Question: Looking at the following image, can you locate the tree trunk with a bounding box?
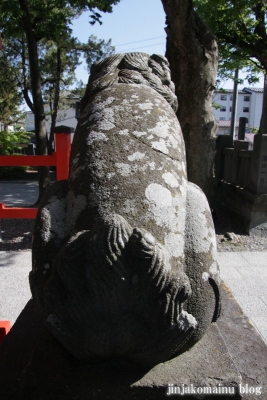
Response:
[161,0,218,201]
[19,0,50,203]
[259,74,267,135]
[48,47,62,154]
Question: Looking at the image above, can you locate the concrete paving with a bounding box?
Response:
[0,251,31,325]
[0,250,266,346]
[217,251,267,346]
[0,181,38,205]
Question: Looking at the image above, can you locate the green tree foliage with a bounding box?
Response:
[0,127,31,179]
[194,0,267,133]
[0,128,31,155]
[0,0,120,200]
[39,33,115,152]
[83,35,115,71]
[194,0,267,81]
[0,49,23,128]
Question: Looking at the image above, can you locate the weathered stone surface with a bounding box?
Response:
[3,286,267,400]
[16,323,240,400]
[30,53,220,366]
[249,134,267,194]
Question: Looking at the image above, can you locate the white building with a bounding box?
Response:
[25,88,264,141]
[213,87,263,135]
[25,95,80,137]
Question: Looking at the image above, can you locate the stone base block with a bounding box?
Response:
[214,182,267,236]
[0,301,241,400]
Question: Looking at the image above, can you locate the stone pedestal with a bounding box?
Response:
[0,300,241,400]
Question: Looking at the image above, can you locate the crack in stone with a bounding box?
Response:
[128,131,181,163]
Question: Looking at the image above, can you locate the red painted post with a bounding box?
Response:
[0,203,37,219]
[0,321,11,344]
[54,126,73,181]
[0,126,73,223]
[0,154,55,167]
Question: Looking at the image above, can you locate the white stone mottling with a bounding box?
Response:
[209,262,219,276]
[133,131,147,137]
[128,152,145,162]
[122,199,137,216]
[66,192,87,234]
[144,183,186,257]
[186,184,218,261]
[148,118,170,138]
[87,131,108,146]
[145,183,172,207]
[164,232,184,258]
[88,97,115,131]
[107,172,116,179]
[119,129,129,136]
[202,272,210,282]
[115,163,132,176]
[138,102,153,111]
[162,172,179,188]
[144,232,156,245]
[177,161,186,173]
[152,139,169,154]
[149,162,156,170]
[40,197,66,243]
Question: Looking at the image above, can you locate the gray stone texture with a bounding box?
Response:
[0,301,241,400]
[249,134,267,194]
[213,184,267,236]
[214,134,267,236]
[1,253,267,399]
[18,324,241,400]
[30,53,220,366]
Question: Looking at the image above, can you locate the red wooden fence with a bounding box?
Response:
[0,128,72,219]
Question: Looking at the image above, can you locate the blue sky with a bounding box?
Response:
[71,0,166,84]
[70,0,263,90]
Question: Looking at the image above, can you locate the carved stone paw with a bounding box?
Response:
[128,228,156,259]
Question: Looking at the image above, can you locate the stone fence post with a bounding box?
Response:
[249,134,267,194]
[214,135,233,183]
[238,117,247,140]
[232,140,249,185]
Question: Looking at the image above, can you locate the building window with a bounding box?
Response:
[230,107,232,112]
[220,95,227,101]
[220,117,226,120]
[220,106,226,112]
[230,95,233,101]
[243,107,249,112]
[244,96,250,102]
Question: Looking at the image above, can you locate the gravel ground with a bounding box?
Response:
[0,208,266,252]
[0,219,34,251]
[213,208,267,252]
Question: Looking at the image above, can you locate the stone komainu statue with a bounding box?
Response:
[30,53,220,367]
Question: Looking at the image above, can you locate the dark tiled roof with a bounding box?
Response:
[242,87,263,93]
